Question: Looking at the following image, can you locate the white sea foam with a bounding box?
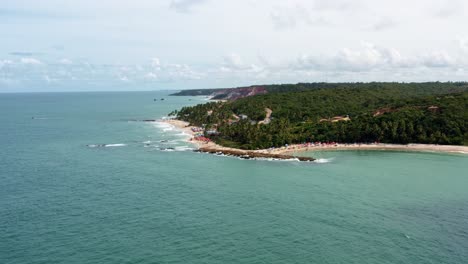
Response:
[160,148,175,152]
[153,121,176,133]
[252,157,301,162]
[87,143,127,148]
[175,146,194,151]
[314,158,334,164]
[160,140,179,145]
[105,144,126,147]
[175,132,189,137]
[153,121,173,129]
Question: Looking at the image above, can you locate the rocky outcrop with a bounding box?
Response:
[196,147,315,161]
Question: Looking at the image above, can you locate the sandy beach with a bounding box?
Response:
[277,143,468,155]
[163,119,468,155]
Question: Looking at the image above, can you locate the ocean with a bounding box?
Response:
[1,91,467,264]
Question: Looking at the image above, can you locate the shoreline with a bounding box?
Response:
[162,119,468,156]
[279,143,468,155]
[162,119,315,161]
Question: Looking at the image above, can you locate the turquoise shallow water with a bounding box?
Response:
[1,91,467,264]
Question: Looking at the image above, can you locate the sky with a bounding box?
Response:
[1,0,468,92]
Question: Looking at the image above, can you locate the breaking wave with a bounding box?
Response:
[314,158,334,164]
[174,146,194,151]
[153,121,175,131]
[105,144,126,147]
[87,143,127,148]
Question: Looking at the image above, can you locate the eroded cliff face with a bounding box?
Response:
[211,86,268,100]
[171,86,268,100]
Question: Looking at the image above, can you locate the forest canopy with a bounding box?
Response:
[171,82,468,149]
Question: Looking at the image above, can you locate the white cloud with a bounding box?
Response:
[143,58,202,81]
[270,4,330,30]
[119,75,130,82]
[219,53,266,76]
[312,0,361,11]
[151,57,161,70]
[292,42,463,73]
[0,77,19,88]
[20,57,42,65]
[145,72,158,80]
[170,0,207,13]
[59,58,73,65]
[433,0,464,18]
[1,39,467,91]
[295,43,411,71]
[334,46,382,69]
[370,18,397,31]
[458,37,468,53]
[0,59,13,68]
[43,75,58,83]
[270,10,297,30]
[222,53,245,70]
[165,63,202,80]
[421,51,455,68]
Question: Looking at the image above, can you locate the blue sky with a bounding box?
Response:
[1,0,468,92]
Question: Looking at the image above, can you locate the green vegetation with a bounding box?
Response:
[172,82,468,149]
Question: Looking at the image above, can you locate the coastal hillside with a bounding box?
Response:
[170,86,268,100]
[170,88,225,96]
[171,82,468,149]
[170,82,468,101]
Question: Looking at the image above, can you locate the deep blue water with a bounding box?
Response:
[1,91,467,264]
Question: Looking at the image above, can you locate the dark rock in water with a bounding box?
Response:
[122,119,157,122]
[196,147,315,161]
[160,147,175,151]
[160,98,165,101]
